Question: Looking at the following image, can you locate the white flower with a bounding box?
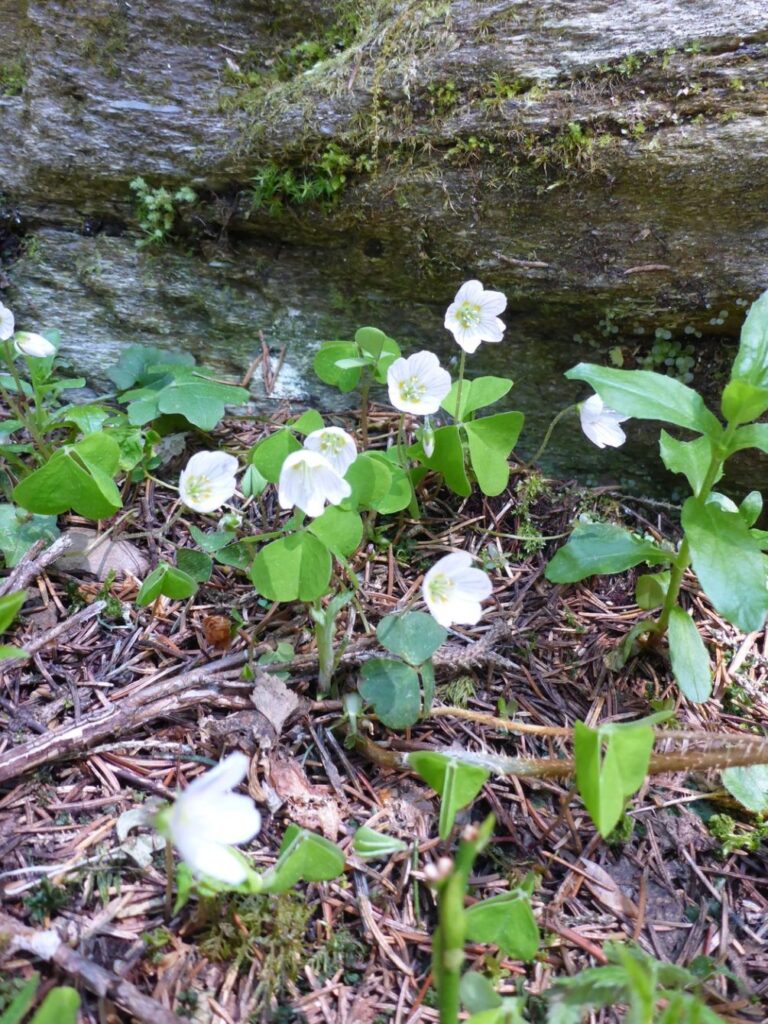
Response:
[0,303,14,342]
[422,551,493,628]
[444,279,507,354]
[419,416,436,458]
[579,394,629,449]
[278,449,351,518]
[179,450,238,513]
[167,753,261,885]
[13,331,56,359]
[303,426,357,476]
[387,351,452,415]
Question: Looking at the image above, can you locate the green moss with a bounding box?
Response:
[78,10,131,78]
[0,60,26,96]
[198,892,312,1010]
[249,143,370,212]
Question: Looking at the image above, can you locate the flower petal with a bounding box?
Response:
[0,304,14,342]
[185,752,250,798]
[194,794,262,844]
[175,836,248,884]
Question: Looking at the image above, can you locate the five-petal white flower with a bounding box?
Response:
[579,393,629,449]
[0,303,14,342]
[422,551,493,628]
[303,426,358,476]
[444,279,507,354]
[387,351,452,415]
[278,449,351,518]
[167,753,261,885]
[13,331,56,359]
[179,450,239,513]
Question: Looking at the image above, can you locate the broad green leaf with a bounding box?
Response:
[659,431,718,495]
[260,825,345,892]
[344,452,392,509]
[467,1009,526,1024]
[308,506,362,558]
[574,721,654,836]
[176,548,213,583]
[465,891,540,960]
[728,422,768,454]
[722,764,768,813]
[136,563,198,605]
[0,972,39,1024]
[461,972,502,1013]
[121,369,249,430]
[249,429,302,483]
[407,752,489,839]
[635,571,670,610]
[250,533,331,602]
[290,408,325,435]
[29,987,80,1024]
[682,497,768,632]
[0,590,26,634]
[721,380,768,424]
[566,363,722,437]
[668,606,712,703]
[0,504,58,568]
[13,433,122,519]
[657,992,726,1024]
[188,524,236,553]
[366,453,412,513]
[0,644,25,660]
[241,464,268,497]
[107,344,194,389]
[739,490,763,527]
[422,424,471,497]
[352,826,408,859]
[376,611,447,665]
[56,403,110,434]
[442,376,512,419]
[546,521,670,583]
[731,288,768,389]
[359,658,421,729]
[355,326,388,359]
[465,412,524,496]
[313,341,361,391]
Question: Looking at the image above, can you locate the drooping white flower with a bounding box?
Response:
[179,450,239,513]
[579,393,629,449]
[419,416,436,458]
[387,351,452,415]
[278,449,351,518]
[303,426,357,476]
[13,331,56,359]
[444,279,507,354]
[167,753,261,885]
[422,551,493,628]
[0,303,14,342]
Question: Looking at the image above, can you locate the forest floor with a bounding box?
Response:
[1,405,767,1024]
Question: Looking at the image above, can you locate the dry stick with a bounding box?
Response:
[0,672,248,785]
[0,910,179,1024]
[0,533,72,597]
[0,600,107,673]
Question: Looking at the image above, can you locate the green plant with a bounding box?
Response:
[250,144,359,213]
[22,879,71,924]
[129,177,197,248]
[546,288,768,704]
[0,60,25,96]
[0,976,79,1024]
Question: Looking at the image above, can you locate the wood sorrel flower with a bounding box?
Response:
[387,351,452,415]
[278,449,351,518]
[422,551,492,627]
[303,426,357,476]
[444,279,507,354]
[179,450,238,512]
[166,753,261,884]
[0,303,14,342]
[579,393,629,449]
[13,331,56,358]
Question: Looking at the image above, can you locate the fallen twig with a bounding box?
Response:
[0,600,106,673]
[0,910,179,1024]
[0,534,72,597]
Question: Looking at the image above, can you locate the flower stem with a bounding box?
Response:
[0,343,52,460]
[528,403,579,467]
[359,370,371,449]
[452,351,467,422]
[164,842,175,921]
[313,598,335,693]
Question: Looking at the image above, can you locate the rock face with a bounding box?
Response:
[2,0,768,488]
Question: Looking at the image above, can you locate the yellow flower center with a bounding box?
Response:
[319,432,345,455]
[427,572,455,605]
[399,375,427,403]
[185,474,214,503]
[455,301,482,330]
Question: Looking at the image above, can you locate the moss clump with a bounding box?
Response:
[79,10,131,78]
[250,143,371,213]
[198,892,313,1011]
[0,60,26,96]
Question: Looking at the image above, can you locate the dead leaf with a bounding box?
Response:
[250,674,299,741]
[54,528,149,580]
[579,858,638,919]
[202,614,232,651]
[266,755,342,840]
